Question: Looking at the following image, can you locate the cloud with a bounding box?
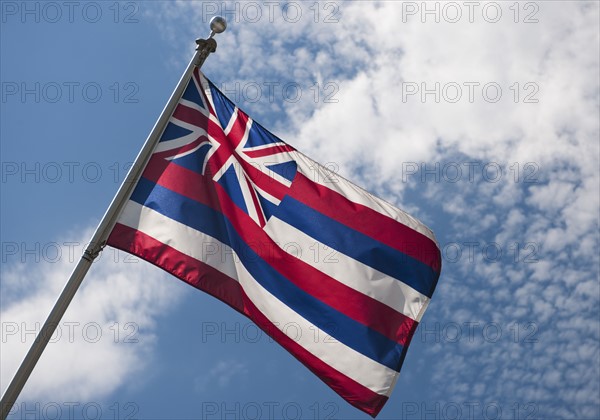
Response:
[194,359,248,393]
[0,227,184,403]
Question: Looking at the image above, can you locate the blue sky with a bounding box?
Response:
[1,1,599,419]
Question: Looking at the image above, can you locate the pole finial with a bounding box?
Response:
[209,16,227,38]
[195,16,227,65]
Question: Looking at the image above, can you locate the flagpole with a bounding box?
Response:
[0,17,227,419]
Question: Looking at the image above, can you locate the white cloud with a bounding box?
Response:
[193,359,248,393]
[0,228,183,402]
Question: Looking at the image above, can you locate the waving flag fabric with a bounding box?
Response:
[107,68,442,417]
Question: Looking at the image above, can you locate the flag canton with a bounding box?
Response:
[152,69,297,227]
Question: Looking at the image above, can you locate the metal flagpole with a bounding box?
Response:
[0,16,227,420]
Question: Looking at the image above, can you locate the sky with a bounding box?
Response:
[1,1,599,419]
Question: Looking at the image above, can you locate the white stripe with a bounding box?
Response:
[117,201,239,282]
[244,141,288,152]
[264,216,430,321]
[293,151,439,246]
[165,139,210,161]
[118,200,397,395]
[232,245,398,397]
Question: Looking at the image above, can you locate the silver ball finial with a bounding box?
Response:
[195,15,226,56]
[209,16,227,36]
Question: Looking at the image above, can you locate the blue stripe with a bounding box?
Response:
[131,178,232,247]
[130,178,406,371]
[275,196,437,298]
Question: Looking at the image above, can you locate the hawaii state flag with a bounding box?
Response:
[107,68,441,417]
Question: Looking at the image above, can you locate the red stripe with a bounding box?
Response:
[241,291,388,418]
[291,172,442,273]
[139,159,417,346]
[172,102,209,127]
[107,223,244,313]
[142,156,222,211]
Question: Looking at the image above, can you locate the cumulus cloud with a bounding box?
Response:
[0,228,183,402]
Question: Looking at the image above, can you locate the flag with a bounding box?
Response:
[107,68,441,417]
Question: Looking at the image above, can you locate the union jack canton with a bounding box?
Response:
[152,70,297,227]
